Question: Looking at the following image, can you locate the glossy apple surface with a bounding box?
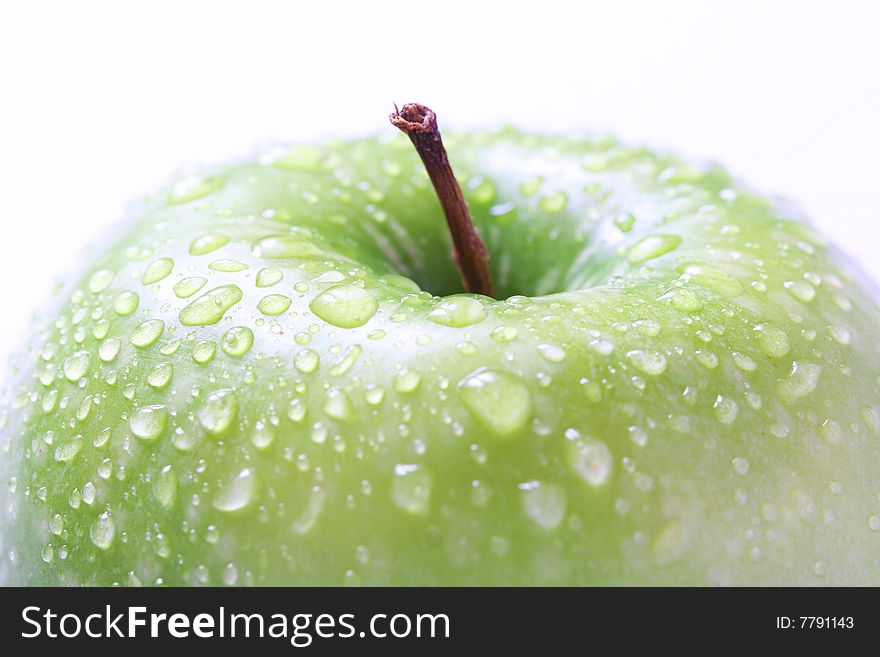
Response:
[1,130,879,585]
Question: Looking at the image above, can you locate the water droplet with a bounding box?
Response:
[192,340,216,363]
[89,511,116,549]
[777,361,821,405]
[491,326,518,342]
[869,515,880,532]
[153,464,177,508]
[257,294,292,315]
[130,404,168,440]
[292,486,326,535]
[130,319,165,347]
[458,368,531,436]
[821,419,843,446]
[145,362,173,389]
[732,351,757,371]
[310,284,378,328]
[208,259,248,272]
[328,344,362,376]
[519,481,566,530]
[142,258,174,284]
[88,269,115,293]
[589,338,614,355]
[294,349,320,373]
[288,398,306,423]
[113,290,139,316]
[168,174,223,204]
[755,324,791,358]
[213,468,256,512]
[566,437,612,486]
[784,280,816,303]
[252,235,321,259]
[62,351,90,381]
[539,191,568,213]
[713,395,738,425]
[365,385,385,406]
[54,438,83,463]
[427,296,487,327]
[323,388,354,423]
[251,420,275,449]
[220,326,254,357]
[173,277,208,299]
[659,287,702,312]
[189,233,230,255]
[679,263,743,296]
[394,368,422,393]
[628,350,667,376]
[537,344,566,363]
[828,325,851,345]
[256,268,283,287]
[695,350,718,369]
[732,457,750,475]
[179,285,243,326]
[628,234,681,263]
[391,464,432,515]
[198,389,238,434]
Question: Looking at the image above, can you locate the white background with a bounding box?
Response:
[1,0,878,369]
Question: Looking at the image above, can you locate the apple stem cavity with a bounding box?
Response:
[390,103,495,297]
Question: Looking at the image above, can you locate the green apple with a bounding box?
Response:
[1,104,879,586]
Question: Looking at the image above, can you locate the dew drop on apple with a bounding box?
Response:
[695,350,718,369]
[713,395,738,425]
[427,297,487,327]
[394,368,422,394]
[54,438,83,463]
[659,287,702,312]
[292,486,326,535]
[309,284,378,328]
[256,268,283,288]
[294,349,320,373]
[62,351,90,382]
[777,361,821,405]
[627,234,681,264]
[130,319,165,348]
[220,326,254,357]
[251,420,275,449]
[566,436,612,486]
[784,280,815,303]
[365,385,385,406]
[537,344,566,363]
[213,468,256,512]
[168,173,223,204]
[627,350,667,376]
[89,511,116,550]
[98,337,121,363]
[458,368,532,436]
[173,276,208,299]
[130,404,168,440]
[519,481,566,530]
[142,258,174,284]
[88,269,115,293]
[189,233,230,255]
[322,387,354,423]
[755,324,791,358]
[821,419,843,446]
[148,362,174,389]
[391,464,432,515]
[828,325,851,345]
[198,389,238,435]
[153,464,177,508]
[179,285,243,326]
[257,294,292,316]
[192,340,216,364]
[288,398,306,423]
[491,326,518,342]
[328,344,362,376]
[732,351,757,371]
[539,191,568,213]
[251,235,322,259]
[869,515,880,532]
[732,457,750,475]
[589,337,614,356]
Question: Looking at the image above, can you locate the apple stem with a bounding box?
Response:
[390,103,495,297]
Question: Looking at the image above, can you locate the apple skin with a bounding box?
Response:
[1,129,879,586]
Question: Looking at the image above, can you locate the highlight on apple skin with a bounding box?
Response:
[1,114,879,585]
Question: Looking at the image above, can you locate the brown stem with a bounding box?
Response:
[389,103,494,297]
